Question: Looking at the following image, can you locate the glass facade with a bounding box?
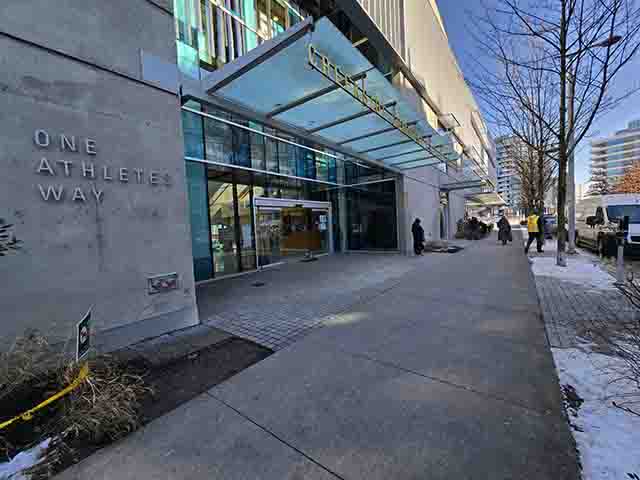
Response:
[346,180,398,251]
[174,0,307,79]
[185,162,343,280]
[182,103,400,280]
[182,105,348,184]
[590,125,640,182]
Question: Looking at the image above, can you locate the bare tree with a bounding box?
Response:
[475,0,640,266]
[499,137,557,214]
[472,35,560,218]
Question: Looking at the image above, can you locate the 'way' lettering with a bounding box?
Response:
[38,184,64,201]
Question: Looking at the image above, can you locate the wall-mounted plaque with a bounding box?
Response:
[148,272,179,294]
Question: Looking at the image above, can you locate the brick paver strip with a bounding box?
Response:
[196,253,446,350]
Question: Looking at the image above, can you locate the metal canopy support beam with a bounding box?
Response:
[389,156,437,166]
[309,101,397,133]
[266,70,369,118]
[441,180,485,192]
[398,162,443,171]
[338,126,397,145]
[377,148,426,162]
[356,134,431,154]
[337,121,419,145]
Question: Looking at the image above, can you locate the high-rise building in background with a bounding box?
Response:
[576,182,592,201]
[589,119,640,192]
[495,136,523,212]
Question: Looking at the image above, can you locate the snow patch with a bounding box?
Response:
[553,348,640,479]
[531,256,617,290]
[0,438,51,480]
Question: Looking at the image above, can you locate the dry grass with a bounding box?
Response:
[1,331,153,477]
[0,331,59,406]
[55,356,152,444]
[583,279,640,413]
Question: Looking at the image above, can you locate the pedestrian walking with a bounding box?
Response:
[497,213,512,246]
[412,218,425,256]
[524,210,544,254]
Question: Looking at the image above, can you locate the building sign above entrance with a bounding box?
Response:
[307,45,432,153]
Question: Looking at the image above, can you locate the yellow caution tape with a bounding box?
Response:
[0,363,89,431]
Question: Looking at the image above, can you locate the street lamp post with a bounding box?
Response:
[567,72,577,254]
[565,35,621,255]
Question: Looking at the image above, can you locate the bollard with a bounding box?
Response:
[616,242,625,284]
[615,216,630,285]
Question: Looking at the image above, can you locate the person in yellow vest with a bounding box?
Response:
[525,210,544,254]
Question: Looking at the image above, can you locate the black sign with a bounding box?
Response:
[76,307,91,361]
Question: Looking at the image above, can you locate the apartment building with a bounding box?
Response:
[495,136,523,212]
[590,119,640,189]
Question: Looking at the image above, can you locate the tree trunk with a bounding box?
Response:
[537,149,545,214]
[557,0,568,267]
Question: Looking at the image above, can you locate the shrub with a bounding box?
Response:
[54,356,151,444]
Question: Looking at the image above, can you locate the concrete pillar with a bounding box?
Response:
[338,189,348,253]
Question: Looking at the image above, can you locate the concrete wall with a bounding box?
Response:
[401,0,489,160]
[398,168,441,254]
[356,0,405,59]
[0,0,198,351]
[392,0,500,249]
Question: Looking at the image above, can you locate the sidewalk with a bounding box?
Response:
[526,234,635,348]
[526,234,640,478]
[58,234,579,480]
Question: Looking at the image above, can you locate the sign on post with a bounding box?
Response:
[76,307,92,361]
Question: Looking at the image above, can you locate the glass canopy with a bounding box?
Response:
[204,17,460,172]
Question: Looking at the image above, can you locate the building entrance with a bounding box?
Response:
[254,197,332,267]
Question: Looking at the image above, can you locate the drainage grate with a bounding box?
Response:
[252,281,266,287]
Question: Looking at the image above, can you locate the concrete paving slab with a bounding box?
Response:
[56,235,579,480]
[210,339,578,480]
[358,320,563,414]
[56,394,339,480]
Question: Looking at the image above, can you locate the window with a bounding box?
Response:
[209,180,240,276]
[271,0,287,35]
[231,124,251,167]
[204,114,233,163]
[276,134,296,176]
[249,123,266,170]
[176,0,308,72]
[186,162,214,281]
[607,205,640,224]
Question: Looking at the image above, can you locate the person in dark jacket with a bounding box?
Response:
[412,218,425,255]
[497,213,511,246]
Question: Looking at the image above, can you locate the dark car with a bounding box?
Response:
[542,215,557,239]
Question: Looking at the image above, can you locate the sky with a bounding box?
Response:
[436,0,640,185]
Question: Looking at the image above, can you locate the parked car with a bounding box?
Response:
[575,194,640,257]
[542,215,557,239]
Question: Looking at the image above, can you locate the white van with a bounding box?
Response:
[575,194,640,256]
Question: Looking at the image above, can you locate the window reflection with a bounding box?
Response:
[271,0,286,35]
[209,180,240,276]
[175,0,308,76]
[237,185,257,270]
[347,181,397,251]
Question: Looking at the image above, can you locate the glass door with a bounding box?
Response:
[255,198,331,268]
[311,209,329,254]
[209,180,240,277]
[256,208,282,267]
